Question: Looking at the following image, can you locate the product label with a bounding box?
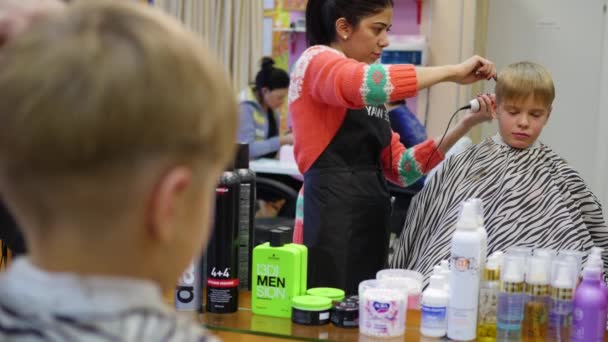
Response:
[421,304,447,330]
[175,260,201,310]
[477,287,498,324]
[360,298,405,337]
[206,264,238,312]
[451,255,479,274]
[448,306,477,333]
[238,183,251,290]
[571,307,607,341]
[373,301,391,314]
[255,264,286,299]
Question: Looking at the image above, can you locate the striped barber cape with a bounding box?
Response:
[389,135,607,286]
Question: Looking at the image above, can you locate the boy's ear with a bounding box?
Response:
[147,166,193,242]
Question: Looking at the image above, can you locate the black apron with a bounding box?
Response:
[303,105,392,295]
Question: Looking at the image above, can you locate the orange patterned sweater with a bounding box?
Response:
[288,45,443,185]
[289,46,445,244]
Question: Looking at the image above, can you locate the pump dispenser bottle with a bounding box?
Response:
[548,259,577,341]
[496,254,525,341]
[521,256,551,341]
[477,253,501,341]
[571,264,607,341]
[588,247,608,298]
[447,201,483,341]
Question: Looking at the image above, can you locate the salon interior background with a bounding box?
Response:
[149,0,608,219]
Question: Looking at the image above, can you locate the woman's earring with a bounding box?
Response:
[343,35,348,40]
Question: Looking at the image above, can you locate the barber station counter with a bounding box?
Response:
[186,291,608,341]
[189,291,429,342]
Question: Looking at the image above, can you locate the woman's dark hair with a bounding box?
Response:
[254,57,290,91]
[306,0,393,46]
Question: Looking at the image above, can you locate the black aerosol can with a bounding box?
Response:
[205,164,240,313]
[235,144,256,290]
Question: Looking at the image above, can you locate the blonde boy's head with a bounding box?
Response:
[494,62,554,149]
[0,0,237,287]
[495,61,555,109]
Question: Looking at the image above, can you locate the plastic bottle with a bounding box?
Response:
[433,265,446,283]
[252,230,306,318]
[175,258,202,311]
[521,256,551,341]
[421,274,449,338]
[447,201,483,341]
[547,259,577,341]
[496,254,525,341]
[477,253,501,341]
[571,264,607,341]
[235,143,256,290]
[558,249,585,280]
[533,248,556,260]
[206,166,240,313]
[588,247,608,298]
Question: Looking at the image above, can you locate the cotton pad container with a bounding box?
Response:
[358,279,406,337]
[376,269,423,309]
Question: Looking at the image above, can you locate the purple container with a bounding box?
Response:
[571,266,607,341]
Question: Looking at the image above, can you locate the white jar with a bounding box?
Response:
[359,288,406,337]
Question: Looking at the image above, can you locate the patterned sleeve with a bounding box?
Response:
[381,134,444,187]
[388,149,454,270]
[288,46,418,108]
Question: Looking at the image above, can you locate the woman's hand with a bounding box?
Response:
[279,133,294,146]
[461,93,495,128]
[451,55,497,84]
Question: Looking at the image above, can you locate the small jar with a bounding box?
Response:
[330,301,359,328]
[345,295,359,304]
[292,295,332,325]
[306,287,346,302]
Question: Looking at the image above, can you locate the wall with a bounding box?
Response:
[417,0,480,137]
[595,3,608,208]
[481,0,606,202]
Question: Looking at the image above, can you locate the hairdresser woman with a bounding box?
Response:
[289,0,496,294]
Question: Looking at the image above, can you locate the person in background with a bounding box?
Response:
[238,57,293,159]
[0,0,66,259]
[290,0,496,294]
[0,1,237,340]
[389,62,608,284]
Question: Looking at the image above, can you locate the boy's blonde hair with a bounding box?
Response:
[0,1,237,226]
[495,61,555,108]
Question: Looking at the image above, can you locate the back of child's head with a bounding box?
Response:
[495,61,555,108]
[0,0,237,232]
